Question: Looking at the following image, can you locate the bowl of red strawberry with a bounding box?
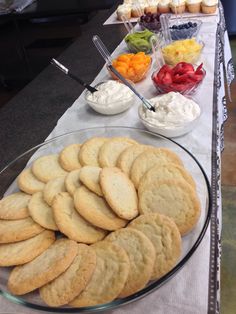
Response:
[152,62,206,95]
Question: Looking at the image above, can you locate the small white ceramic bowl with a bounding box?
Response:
[84,80,136,115]
[138,98,201,138]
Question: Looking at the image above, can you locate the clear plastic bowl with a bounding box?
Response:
[169,20,202,41]
[151,65,206,95]
[161,39,204,66]
[138,13,161,33]
[84,80,136,115]
[108,56,152,83]
[138,100,202,138]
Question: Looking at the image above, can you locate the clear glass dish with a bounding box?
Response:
[169,19,202,41]
[84,80,136,115]
[151,65,206,95]
[0,126,211,313]
[138,103,202,137]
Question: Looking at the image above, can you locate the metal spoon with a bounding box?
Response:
[92,35,155,112]
[51,59,97,93]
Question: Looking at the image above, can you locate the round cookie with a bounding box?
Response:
[128,213,182,280]
[79,166,103,196]
[116,144,151,177]
[59,143,82,171]
[8,238,78,295]
[130,148,184,189]
[98,137,138,168]
[28,192,58,231]
[79,137,108,167]
[0,192,30,220]
[70,241,130,307]
[0,230,55,266]
[32,154,68,183]
[65,169,82,196]
[74,186,127,231]
[43,175,66,206]
[0,217,44,244]
[138,163,196,196]
[100,167,138,220]
[139,179,201,235]
[52,192,107,243]
[40,244,96,307]
[17,168,45,194]
[105,228,155,298]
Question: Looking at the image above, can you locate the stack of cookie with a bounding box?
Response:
[0,136,201,308]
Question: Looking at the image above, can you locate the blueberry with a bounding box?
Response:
[193,22,197,27]
[188,22,193,27]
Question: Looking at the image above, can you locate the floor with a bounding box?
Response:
[0,15,235,314]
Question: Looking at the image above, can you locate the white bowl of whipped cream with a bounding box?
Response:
[85,80,136,115]
[138,92,201,138]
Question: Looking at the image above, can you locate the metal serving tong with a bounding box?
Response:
[51,58,97,93]
[92,35,156,112]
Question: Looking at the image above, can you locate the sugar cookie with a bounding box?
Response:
[98,137,138,167]
[116,144,151,177]
[0,217,44,244]
[53,192,107,243]
[130,148,183,189]
[65,169,82,196]
[8,238,78,295]
[129,213,181,280]
[59,144,82,171]
[40,244,96,307]
[79,166,103,196]
[0,230,55,266]
[17,168,45,194]
[0,192,30,220]
[28,192,58,231]
[74,186,127,231]
[139,179,201,235]
[70,241,129,307]
[100,167,138,220]
[32,154,67,183]
[138,163,196,196]
[43,175,66,206]
[105,228,155,298]
[79,137,108,167]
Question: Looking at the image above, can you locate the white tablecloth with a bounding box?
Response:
[0,2,234,314]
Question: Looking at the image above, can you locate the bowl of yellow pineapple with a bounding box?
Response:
[161,38,204,66]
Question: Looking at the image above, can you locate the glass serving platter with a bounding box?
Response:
[0,126,211,313]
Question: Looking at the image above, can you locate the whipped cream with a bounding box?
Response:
[117,4,131,15]
[159,0,170,7]
[201,0,218,6]
[146,0,159,6]
[141,92,200,129]
[170,0,186,6]
[186,0,201,4]
[86,80,135,115]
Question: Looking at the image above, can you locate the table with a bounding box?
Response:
[0,1,234,313]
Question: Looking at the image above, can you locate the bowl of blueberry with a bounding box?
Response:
[169,20,202,41]
[138,12,161,33]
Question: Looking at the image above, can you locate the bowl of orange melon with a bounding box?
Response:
[109,52,152,83]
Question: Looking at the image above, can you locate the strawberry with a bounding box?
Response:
[162,72,173,84]
[173,62,194,75]
[195,63,203,75]
[156,64,172,81]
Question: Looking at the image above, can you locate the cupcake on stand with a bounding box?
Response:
[116,3,132,20]
[158,0,171,13]
[144,0,159,14]
[170,0,186,14]
[131,0,148,17]
[186,0,201,13]
[201,0,218,14]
